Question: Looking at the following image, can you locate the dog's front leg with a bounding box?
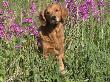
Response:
[43,42,49,59]
[57,54,65,74]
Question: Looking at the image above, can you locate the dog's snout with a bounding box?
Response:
[46,11,49,15]
[51,16,56,20]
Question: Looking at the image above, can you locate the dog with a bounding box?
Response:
[38,2,68,74]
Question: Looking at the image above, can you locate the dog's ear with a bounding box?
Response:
[61,6,68,22]
[39,11,46,26]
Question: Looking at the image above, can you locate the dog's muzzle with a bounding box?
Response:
[50,16,57,24]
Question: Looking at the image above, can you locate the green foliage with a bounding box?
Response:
[0,0,110,82]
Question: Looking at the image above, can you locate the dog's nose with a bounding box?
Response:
[46,11,49,15]
[51,16,56,20]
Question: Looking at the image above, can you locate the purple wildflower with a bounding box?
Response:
[65,0,78,23]
[65,0,77,15]
[2,1,9,7]
[7,9,14,15]
[34,30,39,38]
[0,23,5,38]
[10,23,23,36]
[85,0,93,5]
[30,1,36,14]
[97,0,105,7]
[27,25,39,37]
[23,18,33,23]
[6,32,13,40]
[85,0,97,14]
[0,9,4,15]
[79,4,89,20]
[0,13,4,23]
[0,23,4,30]
[0,31,4,38]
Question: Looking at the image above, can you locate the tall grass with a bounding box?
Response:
[0,0,110,82]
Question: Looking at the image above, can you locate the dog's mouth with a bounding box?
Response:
[50,18,57,24]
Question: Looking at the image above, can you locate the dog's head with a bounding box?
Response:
[39,3,68,26]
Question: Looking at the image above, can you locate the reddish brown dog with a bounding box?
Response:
[38,3,68,73]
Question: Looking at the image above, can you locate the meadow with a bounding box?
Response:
[0,0,110,82]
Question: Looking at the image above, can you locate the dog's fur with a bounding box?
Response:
[38,2,68,73]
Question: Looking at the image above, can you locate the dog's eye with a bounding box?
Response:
[55,9,59,12]
[47,12,49,14]
[46,11,49,14]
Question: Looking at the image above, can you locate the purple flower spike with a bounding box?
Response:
[6,32,13,40]
[65,0,77,16]
[10,23,23,36]
[0,31,4,38]
[0,23,4,30]
[0,9,4,15]
[8,9,14,15]
[85,0,93,5]
[98,1,105,7]
[23,18,33,23]
[2,1,9,7]
[0,23,5,38]
[27,25,39,38]
[65,0,73,12]
[79,4,89,20]
[0,16,4,23]
[33,30,39,38]
[85,0,97,14]
[30,1,36,14]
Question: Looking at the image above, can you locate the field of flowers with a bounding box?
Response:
[0,0,110,82]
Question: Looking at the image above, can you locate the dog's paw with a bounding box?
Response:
[60,69,68,75]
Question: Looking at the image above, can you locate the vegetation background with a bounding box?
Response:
[0,0,110,82]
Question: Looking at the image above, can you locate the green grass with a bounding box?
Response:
[0,0,110,82]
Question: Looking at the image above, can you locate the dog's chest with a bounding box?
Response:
[41,27,61,43]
